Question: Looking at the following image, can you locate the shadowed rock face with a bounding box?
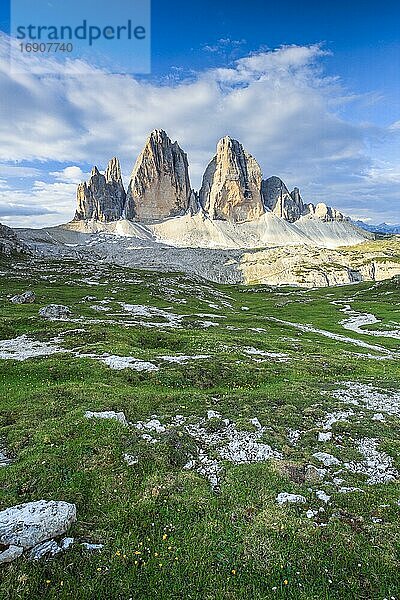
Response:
[124,130,193,221]
[199,136,264,223]
[262,176,305,222]
[262,176,345,222]
[74,158,126,222]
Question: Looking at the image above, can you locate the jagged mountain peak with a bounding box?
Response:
[199,136,264,223]
[123,130,193,221]
[73,130,350,230]
[105,157,123,184]
[75,159,126,223]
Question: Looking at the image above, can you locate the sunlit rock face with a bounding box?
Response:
[199,136,265,223]
[123,129,193,221]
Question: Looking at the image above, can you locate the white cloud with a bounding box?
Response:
[50,166,87,183]
[0,37,399,226]
[0,180,77,227]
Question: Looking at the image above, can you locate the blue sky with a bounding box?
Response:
[0,0,399,226]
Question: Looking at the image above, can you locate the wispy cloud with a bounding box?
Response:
[202,38,246,53]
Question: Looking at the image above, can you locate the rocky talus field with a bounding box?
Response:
[0,254,399,599]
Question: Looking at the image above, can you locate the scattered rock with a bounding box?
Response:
[316,490,331,503]
[81,542,103,551]
[136,412,282,490]
[0,544,24,564]
[96,354,158,371]
[372,413,385,422]
[313,452,341,467]
[135,418,166,433]
[10,291,35,304]
[61,537,74,550]
[344,438,398,484]
[318,410,353,431]
[305,464,326,482]
[39,304,72,319]
[29,539,62,560]
[207,410,221,420]
[123,453,138,466]
[0,335,63,361]
[158,354,210,364]
[276,492,306,505]
[84,411,128,427]
[0,449,12,467]
[287,429,301,446]
[331,382,400,417]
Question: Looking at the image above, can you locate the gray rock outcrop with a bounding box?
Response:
[261,176,345,222]
[74,157,126,222]
[10,291,35,304]
[262,177,305,222]
[0,500,76,564]
[124,129,193,221]
[199,136,264,223]
[84,410,128,426]
[307,202,345,222]
[0,223,28,256]
[39,304,71,319]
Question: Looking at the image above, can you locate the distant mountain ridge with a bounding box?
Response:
[353,221,400,235]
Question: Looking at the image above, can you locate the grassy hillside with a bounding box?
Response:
[0,257,399,599]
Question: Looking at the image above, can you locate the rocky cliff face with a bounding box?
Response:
[307,202,345,222]
[73,130,348,227]
[0,223,28,256]
[199,136,264,223]
[261,177,345,223]
[74,158,126,222]
[124,130,193,221]
[262,177,305,222]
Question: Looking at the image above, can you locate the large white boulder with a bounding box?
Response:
[0,500,76,564]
